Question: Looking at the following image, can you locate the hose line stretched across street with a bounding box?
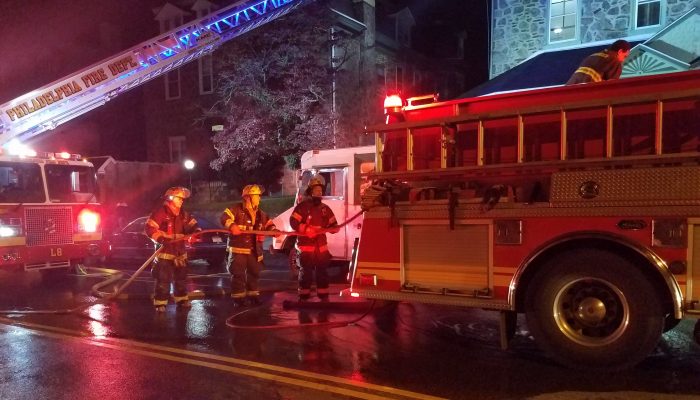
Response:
[0,210,374,331]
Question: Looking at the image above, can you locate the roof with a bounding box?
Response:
[461,42,642,98]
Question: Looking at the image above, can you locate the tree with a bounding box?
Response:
[209,1,337,174]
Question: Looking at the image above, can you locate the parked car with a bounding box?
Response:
[106,215,229,268]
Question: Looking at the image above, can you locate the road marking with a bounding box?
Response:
[0,318,445,400]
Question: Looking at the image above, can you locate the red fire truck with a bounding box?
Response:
[0,150,103,271]
[348,69,700,370]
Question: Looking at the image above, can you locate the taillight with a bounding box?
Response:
[78,209,100,233]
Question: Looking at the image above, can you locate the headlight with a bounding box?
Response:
[0,226,17,237]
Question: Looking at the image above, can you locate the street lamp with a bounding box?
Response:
[183,159,195,191]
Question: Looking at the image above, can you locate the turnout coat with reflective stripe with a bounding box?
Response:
[145,204,199,262]
[290,199,338,253]
[566,50,622,85]
[220,203,275,256]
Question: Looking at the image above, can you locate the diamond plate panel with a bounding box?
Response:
[551,166,700,204]
[24,207,74,247]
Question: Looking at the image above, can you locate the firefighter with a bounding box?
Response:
[221,184,278,307]
[566,39,631,85]
[145,186,201,312]
[290,177,340,301]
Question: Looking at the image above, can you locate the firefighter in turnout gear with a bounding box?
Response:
[290,176,340,301]
[145,187,201,312]
[221,184,278,307]
[566,39,631,85]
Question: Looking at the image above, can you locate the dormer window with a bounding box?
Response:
[635,0,662,28]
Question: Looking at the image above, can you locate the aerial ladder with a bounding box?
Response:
[0,0,314,147]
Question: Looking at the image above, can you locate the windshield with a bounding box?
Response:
[45,164,97,203]
[0,161,45,203]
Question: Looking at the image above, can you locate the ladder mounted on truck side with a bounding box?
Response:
[0,0,314,147]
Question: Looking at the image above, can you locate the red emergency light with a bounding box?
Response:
[78,209,100,233]
[384,94,405,124]
[383,94,404,112]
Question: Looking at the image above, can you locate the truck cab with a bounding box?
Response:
[271,145,375,273]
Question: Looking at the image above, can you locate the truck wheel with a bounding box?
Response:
[525,249,664,370]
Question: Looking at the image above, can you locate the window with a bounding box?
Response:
[169,136,186,163]
[165,69,181,100]
[298,168,346,199]
[549,0,578,43]
[636,0,661,28]
[199,55,214,95]
[45,165,97,203]
[0,162,45,203]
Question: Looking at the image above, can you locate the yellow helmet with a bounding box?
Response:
[164,186,191,199]
[305,176,325,195]
[242,184,264,197]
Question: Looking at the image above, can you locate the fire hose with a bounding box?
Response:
[0,210,373,326]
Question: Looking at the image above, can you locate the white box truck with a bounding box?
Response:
[271,145,375,275]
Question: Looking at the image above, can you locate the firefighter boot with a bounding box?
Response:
[232,295,247,307]
[247,296,262,306]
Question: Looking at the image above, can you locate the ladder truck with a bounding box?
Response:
[0,0,314,272]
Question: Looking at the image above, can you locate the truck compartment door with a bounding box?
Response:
[402,222,491,295]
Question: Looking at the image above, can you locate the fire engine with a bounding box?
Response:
[349,70,700,370]
[0,149,102,271]
[271,145,375,271]
[0,0,314,271]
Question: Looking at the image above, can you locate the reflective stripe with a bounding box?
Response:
[237,225,248,230]
[224,219,234,229]
[247,290,260,297]
[574,66,602,82]
[146,218,160,229]
[173,295,188,302]
[229,247,252,254]
[157,253,188,261]
[151,231,163,241]
[296,244,328,253]
[186,219,197,228]
[291,212,302,221]
[257,255,263,262]
[153,299,168,306]
[231,292,246,299]
[224,208,236,223]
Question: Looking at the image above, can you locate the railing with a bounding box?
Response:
[372,70,700,174]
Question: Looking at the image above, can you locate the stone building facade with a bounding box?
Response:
[490,0,697,78]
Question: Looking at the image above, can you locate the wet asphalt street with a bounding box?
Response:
[1,251,700,400]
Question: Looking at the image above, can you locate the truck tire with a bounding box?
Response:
[525,249,664,371]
